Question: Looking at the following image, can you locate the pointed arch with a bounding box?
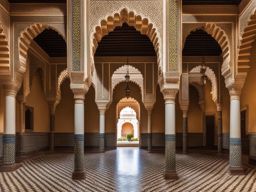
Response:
[0,26,10,76]
[17,23,66,79]
[91,8,161,73]
[54,69,69,112]
[112,65,144,101]
[190,66,218,103]
[184,23,232,81]
[237,10,256,75]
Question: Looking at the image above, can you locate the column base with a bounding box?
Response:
[164,170,178,180]
[0,163,22,172]
[229,166,247,175]
[72,171,85,180]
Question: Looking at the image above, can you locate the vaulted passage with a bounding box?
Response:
[1,0,256,191]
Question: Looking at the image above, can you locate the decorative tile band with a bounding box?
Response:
[3,142,15,165]
[98,133,105,139]
[3,134,15,144]
[230,138,241,145]
[74,138,84,171]
[165,134,176,141]
[74,134,84,141]
[230,144,242,168]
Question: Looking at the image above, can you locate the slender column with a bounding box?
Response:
[1,84,21,172]
[72,96,85,180]
[99,109,105,152]
[229,92,245,174]
[147,109,152,152]
[217,104,222,153]
[163,89,178,180]
[182,110,188,154]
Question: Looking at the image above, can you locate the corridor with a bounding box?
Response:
[0,148,255,192]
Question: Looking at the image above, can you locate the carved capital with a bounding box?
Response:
[217,103,222,112]
[96,101,110,113]
[182,110,188,118]
[161,88,178,102]
[4,82,20,97]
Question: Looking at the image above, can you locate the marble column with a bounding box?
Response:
[229,92,245,174]
[1,84,21,172]
[163,90,178,180]
[99,109,106,152]
[217,103,222,153]
[147,109,152,152]
[182,110,188,154]
[72,96,85,180]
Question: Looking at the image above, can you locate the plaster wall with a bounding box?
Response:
[241,56,256,134]
[25,73,49,132]
[0,86,4,133]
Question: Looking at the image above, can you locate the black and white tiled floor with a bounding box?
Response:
[1,148,256,192]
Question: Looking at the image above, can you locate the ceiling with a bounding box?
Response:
[8,0,241,4]
[183,29,222,56]
[8,0,65,3]
[183,0,241,4]
[34,29,67,57]
[95,23,156,57]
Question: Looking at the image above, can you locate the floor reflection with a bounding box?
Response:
[116,147,141,192]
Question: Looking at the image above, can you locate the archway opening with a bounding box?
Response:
[116,98,140,147]
[182,28,231,152]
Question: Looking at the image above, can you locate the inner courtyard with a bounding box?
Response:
[1,0,256,191]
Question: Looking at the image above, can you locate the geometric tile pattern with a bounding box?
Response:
[3,135,16,165]
[98,134,105,152]
[1,148,256,192]
[74,134,84,171]
[165,135,176,171]
[230,144,242,168]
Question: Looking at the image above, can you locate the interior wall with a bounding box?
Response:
[0,86,4,133]
[55,79,74,133]
[25,72,49,132]
[188,85,203,133]
[151,85,164,133]
[241,57,256,134]
[84,86,99,133]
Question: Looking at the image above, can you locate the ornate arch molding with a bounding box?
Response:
[190,66,218,103]
[112,65,144,101]
[0,26,10,76]
[54,69,69,112]
[91,8,161,74]
[117,97,140,120]
[184,23,232,81]
[17,23,66,80]
[237,9,256,76]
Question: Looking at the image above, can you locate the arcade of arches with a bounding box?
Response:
[1,0,256,191]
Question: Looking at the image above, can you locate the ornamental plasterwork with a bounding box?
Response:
[190,66,218,103]
[239,1,256,39]
[167,0,181,71]
[89,0,163,72]
[112,65,144,101]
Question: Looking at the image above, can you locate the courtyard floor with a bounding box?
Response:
[0,147,256,192]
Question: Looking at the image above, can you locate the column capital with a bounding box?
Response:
[182,110,188,118]
[4,83,20,97]
[229,87,241,100]
[96,101,109,114]
[217,103,222,112]
[161,88,178,102]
